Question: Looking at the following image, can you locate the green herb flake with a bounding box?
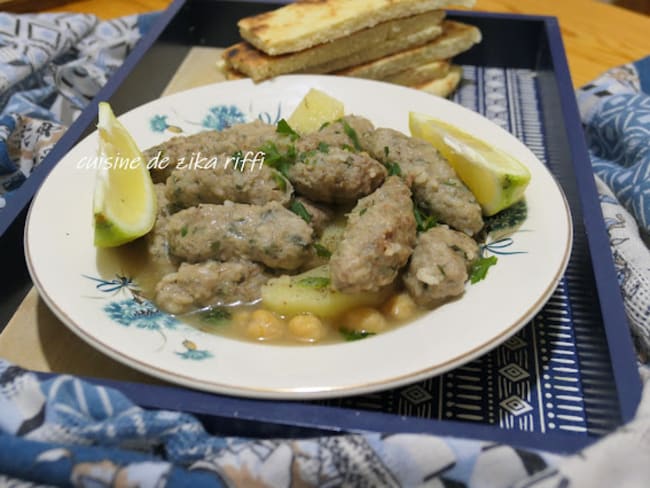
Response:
[413,206,437,232]
[443,179,457,186]
[470,256,498,284]
[289,200,312,223]
[386,161,402,176]
[200,307,231,326]
[384,146,390,158]
[180,226,188,237]
[297,276,330,289]
[340,329,376,341]
[259,141,297,178]
[359,207,368,216]
[317,142,330,153]
[319,121,330,131]
[231,150,243,160]
[272,171,287,191]
[341,120,362,151]
[437,265,447,278]
[211,241,221,253]
[276,119,300,141]
[313,243,332,258]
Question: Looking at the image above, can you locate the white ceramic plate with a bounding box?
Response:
[26,75,572,399]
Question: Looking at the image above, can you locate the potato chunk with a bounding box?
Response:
[261,265,392,318]
[287,89,344,134]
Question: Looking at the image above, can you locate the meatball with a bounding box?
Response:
[363,128,483,235]
[167,201,313,270]
[144,183,177,274]
[144,120,289,183]
[296,115,375,152]
[155,260,269,314]
[288,146,386,204]
[330,176,417,292]
[165,153,292,210]
[403,225,479,307]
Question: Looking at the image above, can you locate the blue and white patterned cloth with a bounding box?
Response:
[1,10,650,487]
[0,12,155,209]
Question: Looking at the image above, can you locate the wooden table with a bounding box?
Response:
[1,0,649,381]
[42,0,650,88]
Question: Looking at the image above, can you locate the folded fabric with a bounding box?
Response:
[0,12,155,208]
[577,56,650,239]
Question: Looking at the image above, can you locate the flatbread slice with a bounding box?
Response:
[335,21,481,80]
[414,65,463,97]
[224,11,445,82]
[239,0,476,55]
[302,23,444,75]
[384,60,451,86]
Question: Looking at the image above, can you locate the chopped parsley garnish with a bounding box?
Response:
[384,146,390,158]
[319,121,330,131]
[386,161,402,176]
[313,243,332,258]
[276,118,299,141]
[341,119,362,150]
[180,226,188,237]
[231,149,243,160]
[289,200,312,223]
[340,329,376,341]
[470,256,498,284]
[317,142,330,153]
[272,171,287,191]
[359,207,368,216]
[200,307,231,326]
[414,206,437,232]
[260,141,296,178]
[341,144,355,152]
[297,276,330,289]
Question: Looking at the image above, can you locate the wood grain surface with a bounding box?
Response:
[40,0,650,87]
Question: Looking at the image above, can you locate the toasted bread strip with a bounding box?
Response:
[335,21,481,80]
[384,60,451,86]
[414,65,463,97]
[239,0,475,55]
[225,11,445,82]
[301,24,444,75]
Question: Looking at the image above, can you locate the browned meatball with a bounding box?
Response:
[155,260,269,314]
[296,115,375,152]
[330,176,417,292]
[167,201,313,270]
[144,183,177,275]
[145,120,288,183]
[363,128,483,235]
[165,153,292,210]
[403,225,479,307]
[288,146,386,204]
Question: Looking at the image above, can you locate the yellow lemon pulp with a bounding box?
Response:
[409,111,531,216]
[93,102,157,247]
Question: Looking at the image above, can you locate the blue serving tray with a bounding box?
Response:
[28,0,642,455]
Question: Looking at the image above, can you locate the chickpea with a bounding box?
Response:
[231,310,252,328]
[381,293,417,322]
[341,307,387,334]
[245,309,284,341]
[288,314,327,343]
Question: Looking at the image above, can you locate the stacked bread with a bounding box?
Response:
[221,0,481,97]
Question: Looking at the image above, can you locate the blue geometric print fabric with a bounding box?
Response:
[0,12,155,209]
[578,56,650,236]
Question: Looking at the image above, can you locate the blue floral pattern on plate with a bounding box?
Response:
[84,274,213,361]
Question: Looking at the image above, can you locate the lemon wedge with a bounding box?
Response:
[93,102,156,247]
[409,112,531,216]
